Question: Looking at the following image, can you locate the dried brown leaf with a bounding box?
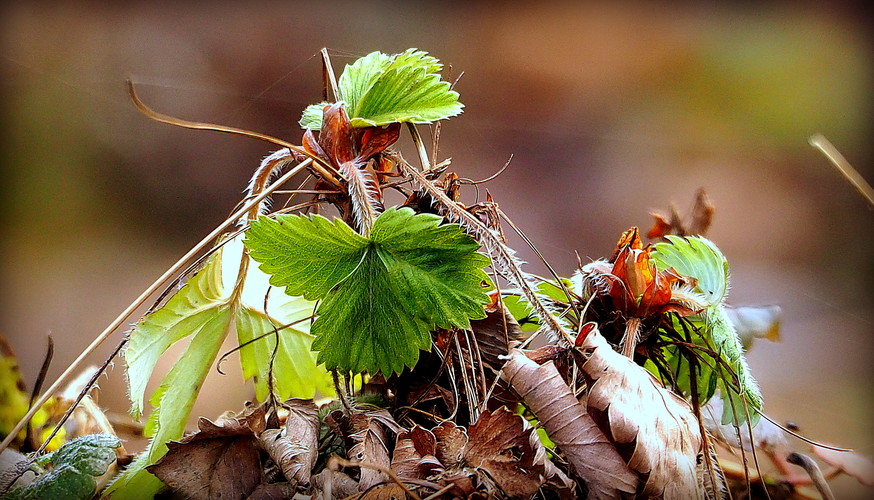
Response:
[526,421,575,499]
[312,468,359,499]
[248,481,298,500]
[427,409,548,498]
[432,420,468,470]
[147,404,266,500]
[647,188,714,240]
[469,294,523,370]
[256,399,319,486]
[502,349,638,500]
[347,412,392,491]
[578,326,704,498]
[465,407,545,498]
[391,426,441,480]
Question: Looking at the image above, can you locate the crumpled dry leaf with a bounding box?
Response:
[427,408,547,498]
[525,419,575,499]
[464,407,545,498]
[311,468,359,499]
[812,446,874,487]
[647,188,714,240]
[577,325,705,499]
[346,410,394,491]
[257,399,319,487]
[391,425,440,480]
[502,349,638,500]
[432,420,469,471]
[147,403,265,500]
[248,481,298,500]
[469,293,522,371]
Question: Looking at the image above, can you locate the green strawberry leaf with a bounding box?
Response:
[652,235,728,306]
[244,207,491,375]
[652,236,762,426]
[337,50,393,114]
[300,49,463,130]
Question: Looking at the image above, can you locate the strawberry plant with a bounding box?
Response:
[1,48,870,500]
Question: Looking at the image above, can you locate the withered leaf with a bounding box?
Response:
[647,188,714,240]
[147,404,266,500]
[502,349,638,500]
[248,481,298,500]
[432,420,468,470]
[391,425,440,480]
[578,326,704,498]
[347,411,393,491]
[257,399,319,487]
[525,420,575,499]
[312,468,359,499]
[464,407,545,499]
[469,294,523,370]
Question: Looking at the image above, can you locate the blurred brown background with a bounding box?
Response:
[2,1,872,496]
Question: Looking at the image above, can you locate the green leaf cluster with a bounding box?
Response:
[3,434,119,500]
[300,49,463,129]
[244,207,491,375]
[112,237,332,497]
[652,235,763,426]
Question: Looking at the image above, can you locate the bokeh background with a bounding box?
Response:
[2,1,871,496]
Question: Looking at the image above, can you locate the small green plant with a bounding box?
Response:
[8,47,866,500]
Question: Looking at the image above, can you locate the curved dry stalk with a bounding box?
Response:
[320,48,340,101]
[787,453,836,500]
[406,123,433,174]
[127,80,342,188]
[809,133,873,207]
[0,161,310,454]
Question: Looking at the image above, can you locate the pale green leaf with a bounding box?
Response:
[222,236,334,401]
[350,66,462,127]
[652,236,762,426]
[245,207,491,375]
[652,235,728,306]
[300,49,463,130]
[388,49,442,75]
[299,102,330,130]
[115,296,233,498]
[338,50,393,113]
[125,246,227,421]
[236,307,333,401]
